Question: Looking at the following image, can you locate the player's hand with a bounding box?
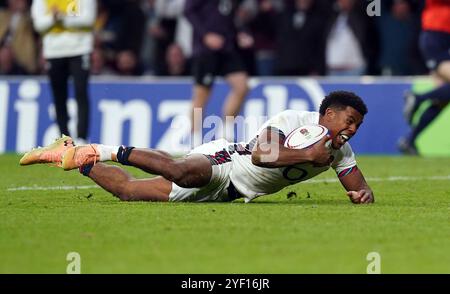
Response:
[347,189,374,204]
[308,135,332,166]
[204,33,225,50]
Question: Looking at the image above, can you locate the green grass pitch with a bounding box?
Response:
[0,154,449,273]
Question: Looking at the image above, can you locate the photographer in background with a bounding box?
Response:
[31,0,97,144]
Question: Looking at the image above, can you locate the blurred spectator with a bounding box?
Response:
[325,0,379,76]
[31,0,97,143]
[0,0,438,79]
[184,0,253,144]
[274,0,331,76]
[173,4,193,66]
[377,0,426,75]
[162,42,190,76]
[234,0,257,75]
[116,50,139,75]
[93,0,145,75]
[90,46,111,75]
[140,0,157,74]
[247,0,281,76]
[399,0,450,155]
[0,0,38,74]
[149,0,186,75]
[91,0,117,75]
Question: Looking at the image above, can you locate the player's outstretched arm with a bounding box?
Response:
[251,127,331,168]
[338,167,374,204]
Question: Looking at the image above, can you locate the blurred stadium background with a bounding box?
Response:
[1,0,450,274]
[1,0,449,155]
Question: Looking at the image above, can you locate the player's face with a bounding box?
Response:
[323,106,364,149]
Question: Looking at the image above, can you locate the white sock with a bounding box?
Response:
[97,144,120,161]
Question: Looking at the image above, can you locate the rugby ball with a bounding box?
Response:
[284,124,329,149]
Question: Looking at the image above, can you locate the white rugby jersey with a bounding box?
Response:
[229,110,357,202]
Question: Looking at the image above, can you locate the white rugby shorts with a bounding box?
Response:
[168,139,241,202]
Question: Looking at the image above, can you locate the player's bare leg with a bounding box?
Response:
[224,71,248,118]
[400,62,450,155]
[191,84,211,126]
[427,63,450,112]
[63,145,213,189]
[125,150,212,188]
[84,163,171,201]
[223,71,248,141]
[191,84,211,146]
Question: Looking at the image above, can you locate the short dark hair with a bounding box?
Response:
[319,91,368,116]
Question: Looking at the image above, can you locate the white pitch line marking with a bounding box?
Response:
[303,175,450,184]
[5,175,450,192]
[6,185,100,192]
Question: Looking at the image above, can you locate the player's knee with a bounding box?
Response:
[117,194,131,201]
[115,190,132,201]
[114,184,134,201]
[164,161,189,185]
